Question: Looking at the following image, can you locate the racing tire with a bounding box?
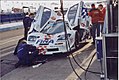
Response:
[74,32,79,49]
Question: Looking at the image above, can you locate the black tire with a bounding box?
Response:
[79,29,84,41]
[74,32,79,49]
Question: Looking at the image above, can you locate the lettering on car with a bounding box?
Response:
[36,39,54,45]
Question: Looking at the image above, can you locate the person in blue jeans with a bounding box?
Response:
[88,4,102,44]
[91,23,100,42]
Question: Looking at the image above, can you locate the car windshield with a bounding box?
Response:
[41,21,65,35]
[31,7,51,32]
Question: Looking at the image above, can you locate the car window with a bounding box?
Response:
[31,7,51,32]
[42,21,65,34]
[40,8,51,28]
[67,4,78,26]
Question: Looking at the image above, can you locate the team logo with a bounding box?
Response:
[36,39,54,45]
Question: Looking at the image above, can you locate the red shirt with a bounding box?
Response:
[98,7,106,23]
[102,8,106,21]
[88,8,102,24]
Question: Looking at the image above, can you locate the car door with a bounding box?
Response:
[65,3,79,29]
[29,6,57,33]
[65,1,90,30]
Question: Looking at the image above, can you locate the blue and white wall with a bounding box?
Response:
[0,0,106,13]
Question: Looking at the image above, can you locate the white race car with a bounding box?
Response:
[27,2,91,55]
[27,20,79,55]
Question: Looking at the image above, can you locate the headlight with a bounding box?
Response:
[57,34,71,40]
[28,36,40,42]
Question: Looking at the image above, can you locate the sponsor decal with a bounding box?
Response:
[81,23,85,27]
[36,39,54,45]
[37,46,47,55]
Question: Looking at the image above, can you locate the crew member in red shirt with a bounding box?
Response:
[88,4,102,44]
[98,4,106,33]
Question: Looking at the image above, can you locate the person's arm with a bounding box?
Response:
[23,18,27,28]
[102,8,106,15]
[99,9,103,17]
[88,10,92,17]
[98,9,104,23]
[102,8,106,20]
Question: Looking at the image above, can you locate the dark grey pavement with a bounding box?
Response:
[0,24,113,80]
[0,41,104,80]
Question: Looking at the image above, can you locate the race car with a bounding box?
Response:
[27,1,91,55]
[65,1,91,41]
[27,20,79,55]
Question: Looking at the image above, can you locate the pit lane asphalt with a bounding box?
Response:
[0,28,23,77]
[0,28,23,57]
[0,40,87,77]
[0,28,101,80]
[0,43,101,80]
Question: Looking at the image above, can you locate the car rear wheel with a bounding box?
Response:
[74,32,79,49]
